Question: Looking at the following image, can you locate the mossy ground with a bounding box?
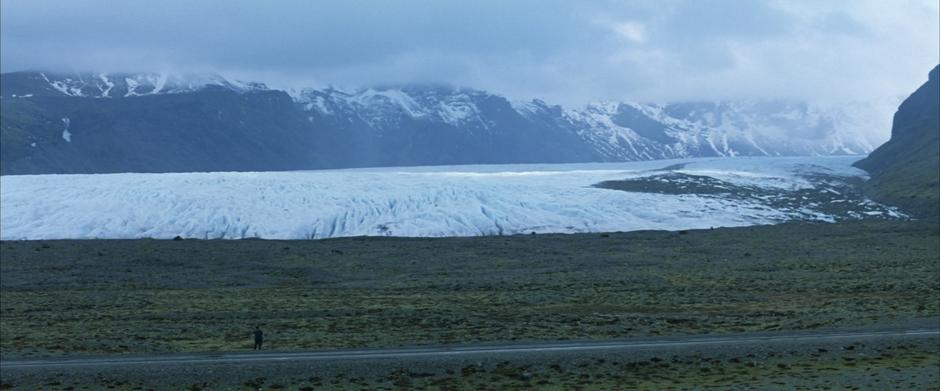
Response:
[2,338,937,390]
[348,342,940,390]
[2,220,937,357]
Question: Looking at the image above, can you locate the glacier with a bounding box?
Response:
[0,156,896,240]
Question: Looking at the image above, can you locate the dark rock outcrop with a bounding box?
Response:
[854,65,940,218]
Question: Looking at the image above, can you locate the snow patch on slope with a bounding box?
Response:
[98,73,114,97]
[60,117,72,143]
[353,89,427,118]
[41,73,84,97]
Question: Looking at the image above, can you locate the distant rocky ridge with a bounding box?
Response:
[854,65,940,218]
[1,71,889,174]
[0,72,263,99]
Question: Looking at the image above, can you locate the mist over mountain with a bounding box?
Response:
[1,71,890,175]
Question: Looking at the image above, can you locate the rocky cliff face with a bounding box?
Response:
[854,65,940,218]
[1,71,889,174]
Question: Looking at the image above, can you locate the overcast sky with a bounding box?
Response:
[1,0,938,105]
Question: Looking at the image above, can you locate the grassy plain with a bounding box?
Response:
[1,220,937,357]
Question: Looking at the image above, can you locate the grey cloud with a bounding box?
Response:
[1,0,937,110]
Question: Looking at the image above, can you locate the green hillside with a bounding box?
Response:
[854,65,940,219]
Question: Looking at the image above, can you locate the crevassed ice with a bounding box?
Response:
[0,156,868,240]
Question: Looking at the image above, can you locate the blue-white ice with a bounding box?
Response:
[0,156,872,240]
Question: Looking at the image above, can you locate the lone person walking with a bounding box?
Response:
[252,326,264,350]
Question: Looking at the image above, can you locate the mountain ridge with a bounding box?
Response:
[854,65,940,218]
[1,71,890,175]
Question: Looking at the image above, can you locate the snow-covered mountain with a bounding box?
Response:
[296,84,888,158]
[0,71,892,174]
[552,100,881,161]
[296,83,887,156]
[298,85,499,130]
